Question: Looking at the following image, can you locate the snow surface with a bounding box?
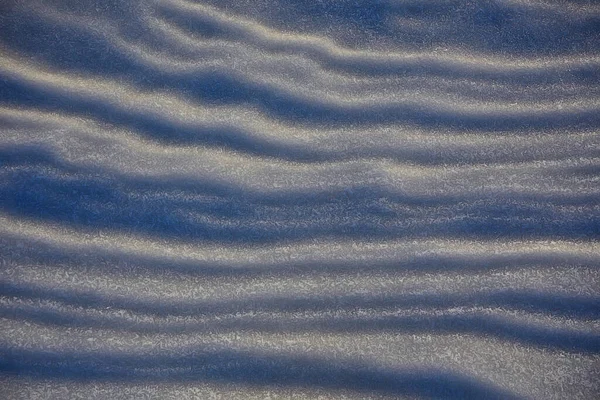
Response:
[0,0,599,398]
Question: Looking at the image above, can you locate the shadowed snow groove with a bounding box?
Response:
[0,0,599,399]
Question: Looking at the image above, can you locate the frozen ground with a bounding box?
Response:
[0,0,599,398]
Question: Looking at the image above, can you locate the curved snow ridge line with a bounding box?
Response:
[1,299,599,354]
[2,315,597,363]
[24,4,600,102]
[150,9,600,86]
[2,105,599,168]
[2,141,598,210]
[4,288,598,332]
[2,321,594,399]
[2,59,599,161]
[39,5,599,99]
[1,212,597,268]
[5,234,598,292]
[156,0,600,73]
[146,13,600,99]
[484,0,600,16]
[0,344,527,400]
[1,148,597,244]
[2,152,597,207]
[386,0,600,18]
[1,168,595,245]
[7,261,597,305]
[3,280,598,322]
[2,107,599,180]
[3,300,599,349]
[2,51,598,133]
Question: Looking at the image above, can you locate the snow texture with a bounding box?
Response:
[0,0,599,398]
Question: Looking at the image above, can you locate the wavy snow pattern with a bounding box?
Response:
[0,0,599,399]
